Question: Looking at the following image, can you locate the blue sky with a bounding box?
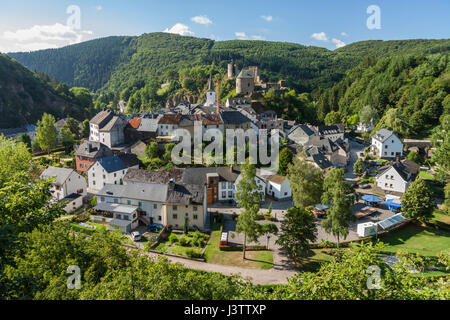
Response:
[0,0,449,52]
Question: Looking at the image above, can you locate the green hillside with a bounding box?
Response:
[0,54,91,128]
[315,53,450,137]
[9,33,450,94]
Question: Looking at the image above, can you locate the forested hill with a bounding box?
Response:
[315,52,449,138]
[8,33,450,93]
[0,54,90,128]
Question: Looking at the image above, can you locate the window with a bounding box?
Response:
[193,206,197,211]
[138,202,142,208]
[113,198,118,204]
[284,192,288,196]
[103,175,106,179]
[390,175,394,179]
[385,145,388,149]
[114,173,117,177]
[185,213,188,217]
[392,140,394,143]
[101,197,105,202]
[173,214,177,219]
[391,152,394,156]
[93,181,96,185]
[228,191,232,197]
[222,192,226,198]
[153,204,157,209]
[384,152,387,155]
[193,215,198,220]
[390,184,393,188]
[173,205,177,211]
[158,215,162,221]
[127,200,131,205]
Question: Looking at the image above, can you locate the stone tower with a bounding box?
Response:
[236,68,255,96]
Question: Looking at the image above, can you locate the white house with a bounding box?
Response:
[40,166,87,213]
[88,155,139,192]
[371,128,403,159]
[375,160,419,194]
[264,174,292,200]
[93,202,139,233]
[357,122,374,133]
[157,113,180,137]
[89,109,127,148]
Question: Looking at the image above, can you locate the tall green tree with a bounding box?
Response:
[276,207,317,262]
[17,134,32,151]
[402,179,434,223]
[65,117,81,138]
[431,114,450,176]
[81,119,90,139]
[35,113,58,154]
[321,168,353,248]
[0,136,32,186]
[235,160,261,260]
[353,158,365,176]
[358,105,378,126]
[278,147,293,176]
[60,123,75,154]
[287,154,323,208]
[146,142,159,159]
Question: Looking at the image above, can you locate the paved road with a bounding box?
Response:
[345,139,365,183]
[142,249,298,285]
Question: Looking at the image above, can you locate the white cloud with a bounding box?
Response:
[163,23,194,36]
[0,23,93,53]
[96,5,102,11]
[341,32,348,37]
[191,15,212,25]
[261,15,273,22]
[235,32,247,40]
[311,32,328,42]
[251,35,265,40]
[332,38,346,48]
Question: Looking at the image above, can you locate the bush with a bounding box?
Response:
[168,233,179,244]
[185,248,202,259]
[178,236,190,247]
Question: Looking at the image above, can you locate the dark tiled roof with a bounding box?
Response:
[90,110,113,126]
[318,124,345,136]
[158,113,180,125]
[118,153,139,168]
[220,111,251,125]
[373,128,394,143]
[97,156,128,173]
[75,140,113,158]
[196,113,223,126]
[124,168,184,184]
[166,183,204,205]
[99,116,127,132]
[182,167,240,185]
[401,159,420,175]
[307,136,338,154]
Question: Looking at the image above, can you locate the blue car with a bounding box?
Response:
[147,224,163,232]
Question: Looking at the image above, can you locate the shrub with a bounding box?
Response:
[185,248,202,259]
[168,233,179,244]
[178,236,190,247]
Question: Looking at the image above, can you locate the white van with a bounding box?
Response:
[131,231,141,242]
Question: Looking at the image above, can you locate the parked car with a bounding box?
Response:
[131,231,141,242]
[147,224,163,232]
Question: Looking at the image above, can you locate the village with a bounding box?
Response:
[1,64,446,280]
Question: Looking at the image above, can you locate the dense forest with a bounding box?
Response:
[315,53,450,137]
[9,33,450,93]
[2,34,449,130]
[0,54,94,128]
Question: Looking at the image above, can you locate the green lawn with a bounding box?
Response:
[154,242,169,253]
[418,171,436,180]
[204,225,274,269]
[379,224,450,257]
[168,245,203,258]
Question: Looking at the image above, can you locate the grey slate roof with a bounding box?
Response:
[166,183,204,205]
[137,118,159,132]
[307,136,339,154]
[124,168,184,184]
[97,183,169,203]
[237,69,254,79]
[182,167,240,185]
[373,128,394,143]
[97,156,128,173]
[75,140,113,158]
[318,124,345,136]
[41,166,75,186]
[220,111,251,125]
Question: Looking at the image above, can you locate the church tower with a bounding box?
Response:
[205,71,216,107]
